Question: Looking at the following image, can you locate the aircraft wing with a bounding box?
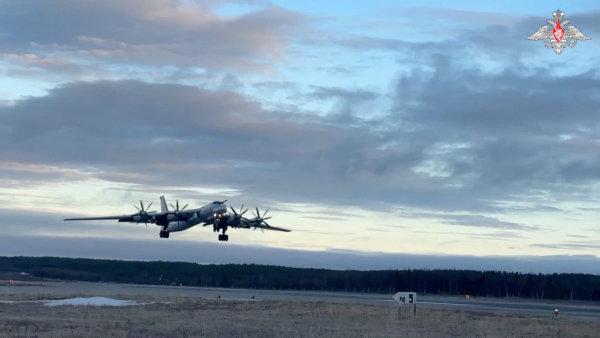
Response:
[252,223,291,232]
[64,215,126,221]
[64,215,136,221]
[64,214,158,224]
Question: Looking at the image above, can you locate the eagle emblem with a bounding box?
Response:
[526,9,590,54]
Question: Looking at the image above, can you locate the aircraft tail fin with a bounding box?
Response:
[160,196,169,213]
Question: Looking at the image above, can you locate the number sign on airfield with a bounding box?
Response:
[393,292,416,304]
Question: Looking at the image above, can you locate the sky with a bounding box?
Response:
[0,1,599,274]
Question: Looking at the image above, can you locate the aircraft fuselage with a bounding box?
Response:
[158,202,227,232]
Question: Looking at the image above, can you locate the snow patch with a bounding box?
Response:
[43,297,142,307]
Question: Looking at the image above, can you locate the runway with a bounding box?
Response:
[2,280,600,318]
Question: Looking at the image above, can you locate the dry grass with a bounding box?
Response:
[0,295,598,337]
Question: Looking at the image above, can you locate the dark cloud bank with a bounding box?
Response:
[0,0,307,71]
[1,67,599,214]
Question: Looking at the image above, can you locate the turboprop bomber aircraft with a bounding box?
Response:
[64,196,290,241]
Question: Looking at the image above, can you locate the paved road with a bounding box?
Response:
[2,281,600,318]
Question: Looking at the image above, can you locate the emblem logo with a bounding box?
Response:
[526,9,590,54]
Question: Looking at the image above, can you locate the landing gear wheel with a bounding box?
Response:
[218,234,229,241]
[160,230,170,238]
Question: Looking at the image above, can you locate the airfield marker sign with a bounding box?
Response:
[393,292,416,316]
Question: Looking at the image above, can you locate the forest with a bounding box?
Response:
[1,256,598,301]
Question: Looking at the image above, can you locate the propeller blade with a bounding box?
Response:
[263,209,269,217]
[230,206,237,215]
[241,209,248,215]
[181,203,188,211]
[263,217,272,221]
[146,202,152,211]
[256,207,260,218]
[170,203,175,210]
[251,211,257,217]
[140,200,144,211]
[176,200,179,211]
[263,221,271,228]
[134,205,141,211]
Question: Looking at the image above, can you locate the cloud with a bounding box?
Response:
[263,10,600,214]
[0,80,427,209]
[393,65,600,208]
[436,214,537,231]
[2,53,85,76]
[2,57,599,217]
[566,11,600,37]
[531,242,600,250]
[309,85,378,103]
[0,0,308,73]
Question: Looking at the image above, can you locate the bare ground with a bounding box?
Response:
[0,294,598,337]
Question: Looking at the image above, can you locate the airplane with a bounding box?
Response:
[64,196,290,241]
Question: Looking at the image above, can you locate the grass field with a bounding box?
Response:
[1,294,599,337]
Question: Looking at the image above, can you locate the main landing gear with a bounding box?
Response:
[218,234,229,241]
[159,230,170,238]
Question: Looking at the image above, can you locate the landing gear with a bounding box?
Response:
[213,215,221,232]
[217,220,228,241]
[159,230,170,238]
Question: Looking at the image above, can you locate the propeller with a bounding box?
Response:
[169,200,188,213]
[133,200,153,227]
[229,204,248,227]
[250,208,272,231]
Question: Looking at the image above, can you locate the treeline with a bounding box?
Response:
[1,256,599,301]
